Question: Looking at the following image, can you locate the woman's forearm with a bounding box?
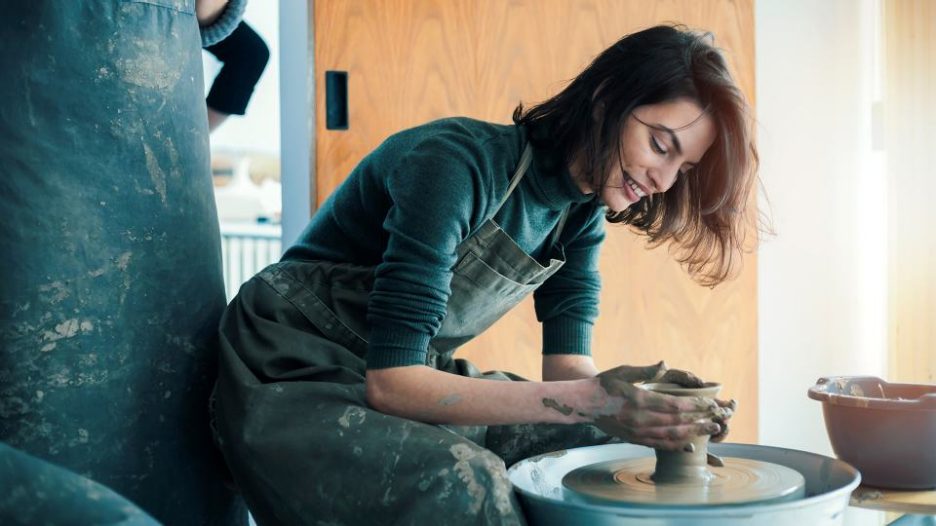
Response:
[365,365,605,426]
[542,354,600,381]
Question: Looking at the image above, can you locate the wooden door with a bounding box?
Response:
[313,0,758,442]
[885,0,936,384]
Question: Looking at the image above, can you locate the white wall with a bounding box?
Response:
[278,0,313,248]
[756,1,886,523]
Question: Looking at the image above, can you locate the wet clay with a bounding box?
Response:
[562,380,807,506]
[542,398,574,416]
[642,382,722,484]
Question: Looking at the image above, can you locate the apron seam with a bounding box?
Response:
[259,266,369,355]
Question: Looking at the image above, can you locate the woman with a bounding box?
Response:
[213,25,756,525]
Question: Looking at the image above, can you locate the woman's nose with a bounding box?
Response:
[648,164,680,193]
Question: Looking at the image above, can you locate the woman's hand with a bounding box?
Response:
[587,362,734,450]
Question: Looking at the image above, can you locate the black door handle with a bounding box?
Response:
[325,70,348,130]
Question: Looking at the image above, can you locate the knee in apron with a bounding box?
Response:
[403,441,523,526]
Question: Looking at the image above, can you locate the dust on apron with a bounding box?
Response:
[0,2,244,524]
[213,144,612,526]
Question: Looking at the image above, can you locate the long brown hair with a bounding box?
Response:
[514,25,759,287]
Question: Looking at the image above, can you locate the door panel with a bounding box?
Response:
[885,0,936,384]
[314,0,757,442]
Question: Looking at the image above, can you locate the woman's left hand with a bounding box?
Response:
[710,398,737,442]
[655,367,736,442]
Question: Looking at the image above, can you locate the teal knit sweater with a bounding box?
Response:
[284,118,606,369]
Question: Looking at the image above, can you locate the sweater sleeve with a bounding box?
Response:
[534,203,605,356]
[365,134,494,369]
[199,0,246,47]
[204,21,270,115]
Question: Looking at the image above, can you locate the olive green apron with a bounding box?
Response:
[214,145,612,526]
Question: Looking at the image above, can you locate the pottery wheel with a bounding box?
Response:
[562,456,806,506]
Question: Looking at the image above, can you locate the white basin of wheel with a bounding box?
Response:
[508,443,860,526]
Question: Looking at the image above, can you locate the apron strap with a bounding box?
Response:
[494,142,571,250]
[494,143,534,212]
[550,206,570,248]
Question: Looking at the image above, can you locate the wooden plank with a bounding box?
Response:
[885,0,936,386]
[852,485,936,515]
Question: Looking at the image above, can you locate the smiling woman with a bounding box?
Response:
[212,24,756,526]
[515,26,758,286]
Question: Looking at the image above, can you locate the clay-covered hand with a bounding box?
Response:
[656,367,737,442]
[710,398,737,443]
[589,362,730,451]
[640,363,737,443]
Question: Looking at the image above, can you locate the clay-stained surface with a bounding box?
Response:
[0,1,242,524]
[851,485,936,515]
[563,456,805,506]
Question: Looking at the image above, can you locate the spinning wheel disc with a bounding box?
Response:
[562,456,806,506]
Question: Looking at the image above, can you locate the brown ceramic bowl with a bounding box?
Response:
[808,376,936,489]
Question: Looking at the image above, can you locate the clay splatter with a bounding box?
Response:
[542,398,573,416]
[143,143,167,204]
[39,281,69,304]
[114,35,181,90]
[450,444,488,514]
[338,406,367,428]
[41,318,94,346]
[115,252,132,271]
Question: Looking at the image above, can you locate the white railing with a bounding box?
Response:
[219,222,282,300]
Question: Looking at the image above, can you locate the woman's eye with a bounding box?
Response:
[650,136,667,155]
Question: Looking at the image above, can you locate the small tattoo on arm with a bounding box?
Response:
[438,394,462,406]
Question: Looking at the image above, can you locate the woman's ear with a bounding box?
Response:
[590,79,610,121]
[592,101,606,121]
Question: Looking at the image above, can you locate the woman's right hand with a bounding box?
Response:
[587,362,730,451]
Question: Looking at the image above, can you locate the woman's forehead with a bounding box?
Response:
[635,99,708,130]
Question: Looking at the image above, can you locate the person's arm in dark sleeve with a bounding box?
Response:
[204,21,270,130]
[198,0,247,49]
[535,203,606,380]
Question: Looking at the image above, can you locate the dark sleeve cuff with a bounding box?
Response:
[542,318,593,356]
[199,0,247,47]
[365,327,431,369]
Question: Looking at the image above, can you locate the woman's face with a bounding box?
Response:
[576,98,717,214]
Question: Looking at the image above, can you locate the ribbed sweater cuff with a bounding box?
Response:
[199,0,247,47]
[542,319,593,356]
[365,327,431,369]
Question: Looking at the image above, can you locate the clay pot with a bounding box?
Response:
[643,382,722,484]
[808,376,936,489]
